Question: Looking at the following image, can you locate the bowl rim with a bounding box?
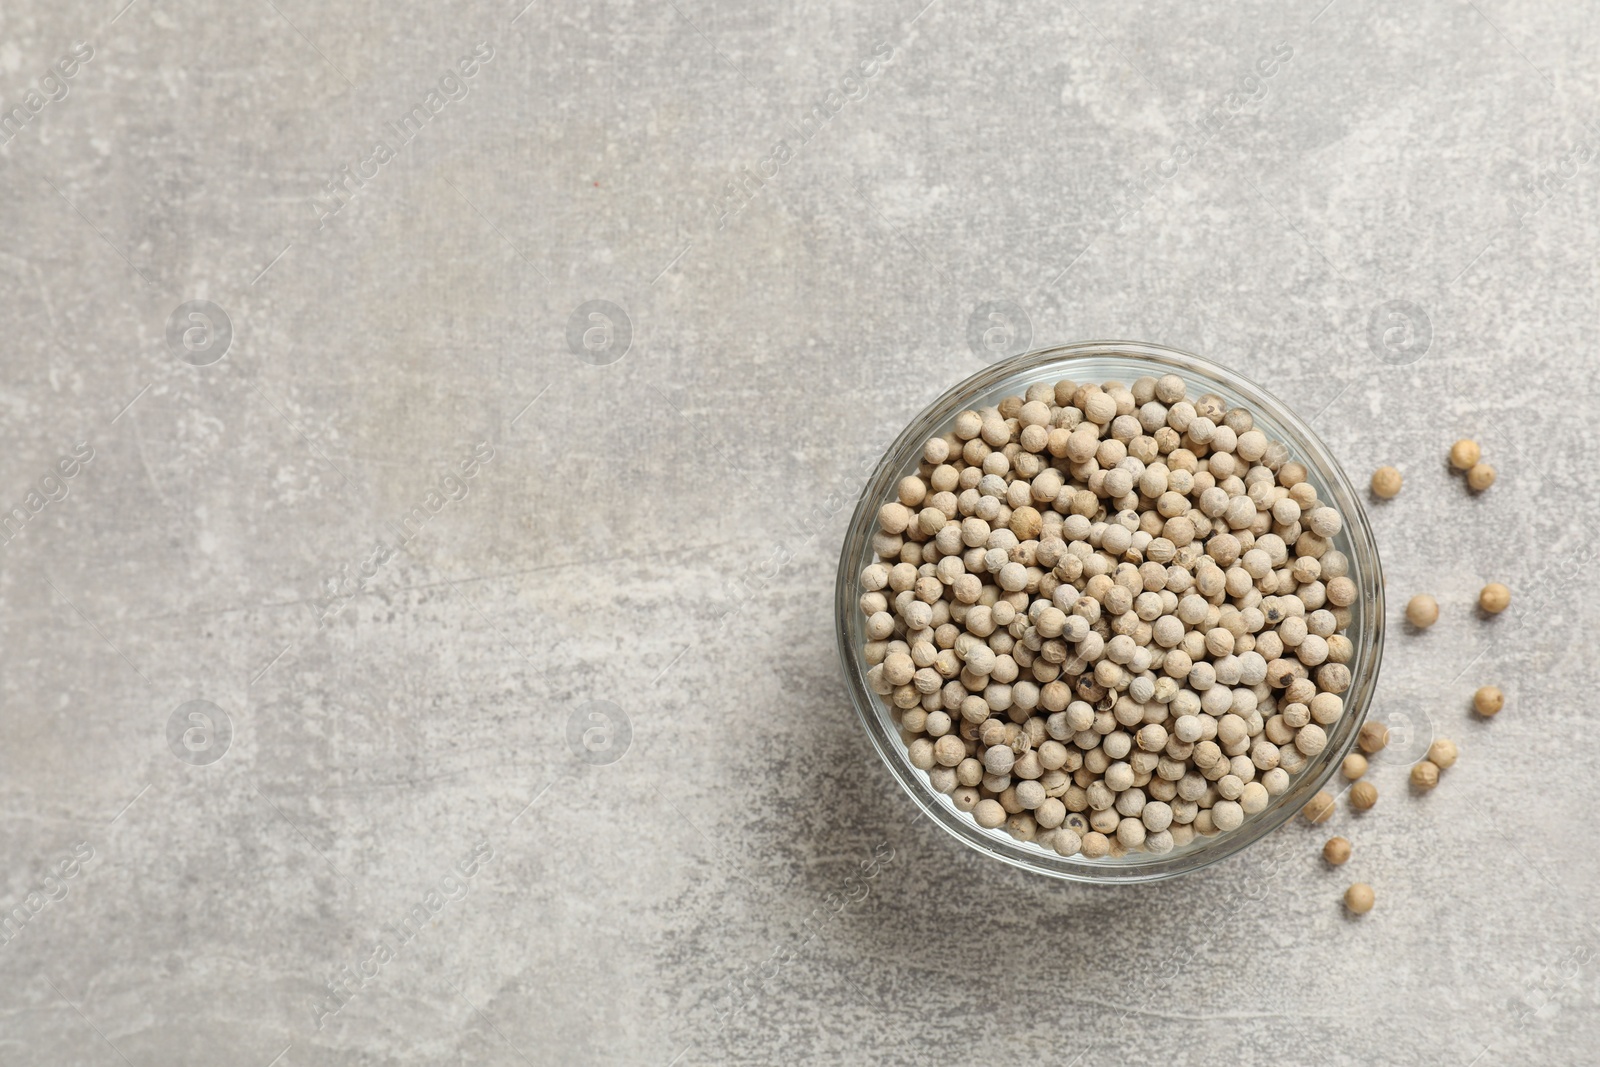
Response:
[834,339,1386,883]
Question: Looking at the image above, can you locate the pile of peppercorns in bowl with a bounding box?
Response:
[836,340,1385,884]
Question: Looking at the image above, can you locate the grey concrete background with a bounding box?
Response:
[2,0,1598,1063]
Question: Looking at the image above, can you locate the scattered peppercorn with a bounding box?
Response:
[1410,760,1439,790]
[1323,836,1352,865]
[1467,463,1495,491]
[1473,686,1504,716]
[1426,737,1458,770]
[1357,722,1390,754]
[1349,780,1378,810]
[1479,583,1510,614]
[1406,594,1439,628]
[1449,439,1480,471]
[1370,466,1403,499]
[1344,882,1375,914]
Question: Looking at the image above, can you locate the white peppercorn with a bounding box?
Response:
[1302,791,1335,823]
[1239,782,1269,814]
[1015,780,1047,809]
[1294,724,1328,756]
[1144,829,1174,854]
[1344,882,1375,914]
[1115,788,1147,819]
[1140,800,1174,832]
[983,744,1015,776]
[933,735,965,767]
[1006,812,1037,841]
[1426,737,1458,769]
[997,786,1024,815]
[1104,761,1135,792]
[1357,721,1389,754]
[1036,797,1066,829]
[1309,692,1343,725]
[1306,507,1341,538]
[1406,594,1438,628]
[1089,808,1120,834]
[956,758,984,788]
[1264,716,1294,746]
[1278,746,1307,774]
[1211,800,1244,831]
[1448,439,1480,471]
[1410,760,1439,790]
[1370,466,1402,499]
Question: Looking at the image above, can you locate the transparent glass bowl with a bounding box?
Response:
[835,341,1385,882]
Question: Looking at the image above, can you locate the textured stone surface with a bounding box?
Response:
[2,0,1599,1063]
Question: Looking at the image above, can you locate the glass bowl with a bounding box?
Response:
[835,340,1385,882]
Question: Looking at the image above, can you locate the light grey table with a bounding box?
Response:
[3,1,1597,1063]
